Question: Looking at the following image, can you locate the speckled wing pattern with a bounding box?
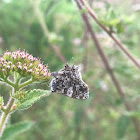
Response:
[50,64,89,99]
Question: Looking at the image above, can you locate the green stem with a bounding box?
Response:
[0,73,32,137]
[14,72,21,85]
[4,78,14,87]
[0,97,15,137]
[0,106,6,112]
[19,78,33,89]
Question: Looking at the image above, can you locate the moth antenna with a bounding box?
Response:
[71,57,75,65]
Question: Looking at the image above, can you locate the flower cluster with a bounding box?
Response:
[0,50,51,81]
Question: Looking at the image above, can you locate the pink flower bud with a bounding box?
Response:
[6,66,11,70]
[2,69,6,72]
[23,66,27,70]
[18,65,22,70]
[27,69,33,73]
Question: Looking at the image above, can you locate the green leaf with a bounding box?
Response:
[116,115,130,139]
[0,96,4,105]
[18,89,51,110]
[100,18,119,28]
[106,2,111,10]
[49,32,63,44]
[1,121,34,140]
[106,9,117,20]
[100,19,110,26]
[74,109,84,126]
[124,111,140,119]
[80,7,88,14]
[109,18,120,26]
[116,21,125,33]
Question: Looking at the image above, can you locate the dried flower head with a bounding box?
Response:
[0,50,51,81]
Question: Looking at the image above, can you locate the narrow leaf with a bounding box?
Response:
[124,111,140,119]
[1,121,34,140]
[116,115,130,139]
[106,9,116,20]
[116,21,125,33]
[18,89,51,110]
[109,18,120,26]
[106,2,111,10]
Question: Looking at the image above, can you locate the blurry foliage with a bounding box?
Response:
[1,121,34,140]
[100,3,125,34]
[0,0,140,140]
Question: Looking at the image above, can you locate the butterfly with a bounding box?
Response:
[50,64,89,99]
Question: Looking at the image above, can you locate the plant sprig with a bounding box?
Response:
[0,50,52,138]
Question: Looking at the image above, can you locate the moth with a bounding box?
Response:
[50,64,89,99]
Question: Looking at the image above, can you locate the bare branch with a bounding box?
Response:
[75,0,140,139]
[79,0,140,70]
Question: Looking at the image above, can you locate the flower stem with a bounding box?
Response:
[0,113,8,136]
[4,78,14,87]
[19,78,33,89]
[0,72,23,137]
[0,97,15,137]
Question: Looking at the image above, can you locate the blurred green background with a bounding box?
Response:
[0,0,140,140]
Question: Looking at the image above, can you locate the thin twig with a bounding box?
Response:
[75,0,140,139]
[81,30,89,72]
[79,0,140,69]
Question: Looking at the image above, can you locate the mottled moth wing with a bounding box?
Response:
[50,64,89,99]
